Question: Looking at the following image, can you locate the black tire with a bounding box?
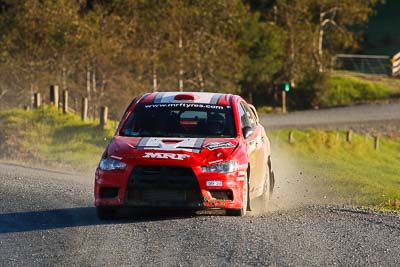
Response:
[270,170,275,195]
[226,175,248,217]
[254,166,270,211]
[96,206,117,220]
[253,157,274,211]
[268,156,275,195]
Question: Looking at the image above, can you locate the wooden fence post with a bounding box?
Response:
[74,97,78,113]
[288,131,294,144]
[100,106,108,129]
[81,97,88,121]
[346,130,352,143]
[281,91,287,113]
[62,90,68,114]
[33,93,41,109]
[24,105,30,111]
[374,136,380,151]
[49,85,59,108]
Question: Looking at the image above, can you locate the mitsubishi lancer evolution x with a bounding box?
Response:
[94,92,274,219]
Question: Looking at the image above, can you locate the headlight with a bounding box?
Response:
[202,161,236,173]
[99,158,126,171]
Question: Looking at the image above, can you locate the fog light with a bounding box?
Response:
[206,180,222,187]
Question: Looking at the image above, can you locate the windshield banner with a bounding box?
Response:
[144,103,225,110]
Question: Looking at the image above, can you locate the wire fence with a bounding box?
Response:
[333,54,391,76]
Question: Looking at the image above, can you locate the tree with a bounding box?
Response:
[0,0,383,113]
[308,0,383,72]
[0,1,81,107]
[239,13,284,103]
[274,0,383,83]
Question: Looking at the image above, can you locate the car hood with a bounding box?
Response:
[107,136,239,164]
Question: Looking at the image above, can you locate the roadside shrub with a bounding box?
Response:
[288,73,395,110]
[0,106,114,170]
[289,72,329,110]
[320,75,392,107]
[257,105,274,113]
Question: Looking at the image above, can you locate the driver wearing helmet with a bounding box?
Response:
[207,112,225,135]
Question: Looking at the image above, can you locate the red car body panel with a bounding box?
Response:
[94,92,271,211]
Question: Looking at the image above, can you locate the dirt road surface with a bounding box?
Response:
[1,162,399,266]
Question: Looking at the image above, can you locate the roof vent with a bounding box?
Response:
[174,93,199,101]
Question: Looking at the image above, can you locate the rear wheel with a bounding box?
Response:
[259,170,271,211]
[268,156,275,195]
[226,176,248,216]
[96,206,117,220]
[255,157,273,211]
[270,170,275,195]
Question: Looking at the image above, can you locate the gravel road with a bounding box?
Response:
[260,102,400,136]
[1,162,399,266]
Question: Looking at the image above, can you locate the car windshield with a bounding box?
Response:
[120,103,236,138]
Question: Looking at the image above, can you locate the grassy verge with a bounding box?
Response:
[320,72,400,107]
[270,129,400,211]
[0,106,115,171]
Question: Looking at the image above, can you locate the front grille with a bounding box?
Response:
[142,190,186,202]
[126,166,202,206]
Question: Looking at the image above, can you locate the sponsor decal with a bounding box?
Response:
[204,141,234,150]
[237,171,247,181]
[142,152,190,160]
[237,164,248,170]
[144,103,224,110]
[136,137,204,153]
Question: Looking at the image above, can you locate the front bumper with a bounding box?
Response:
[94,165,245,210]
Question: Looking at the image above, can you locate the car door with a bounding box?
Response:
[241,102,266,197]
[248,104,268,181]
[239,102,260,197]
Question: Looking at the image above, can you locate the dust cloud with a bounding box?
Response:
[251,146,328,215]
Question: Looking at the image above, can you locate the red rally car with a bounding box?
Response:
[95,92,274,219]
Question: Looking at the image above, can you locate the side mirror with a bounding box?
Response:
[242,126,253,139]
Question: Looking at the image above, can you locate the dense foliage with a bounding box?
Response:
[0,0,381,117]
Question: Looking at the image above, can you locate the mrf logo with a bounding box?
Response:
[142,152,190,160]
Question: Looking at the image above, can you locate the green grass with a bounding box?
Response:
[0,106,115,171]
[271,129,400,211]
[321,72,400,107]
[334,71,400,90]
[256,105,274,114]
